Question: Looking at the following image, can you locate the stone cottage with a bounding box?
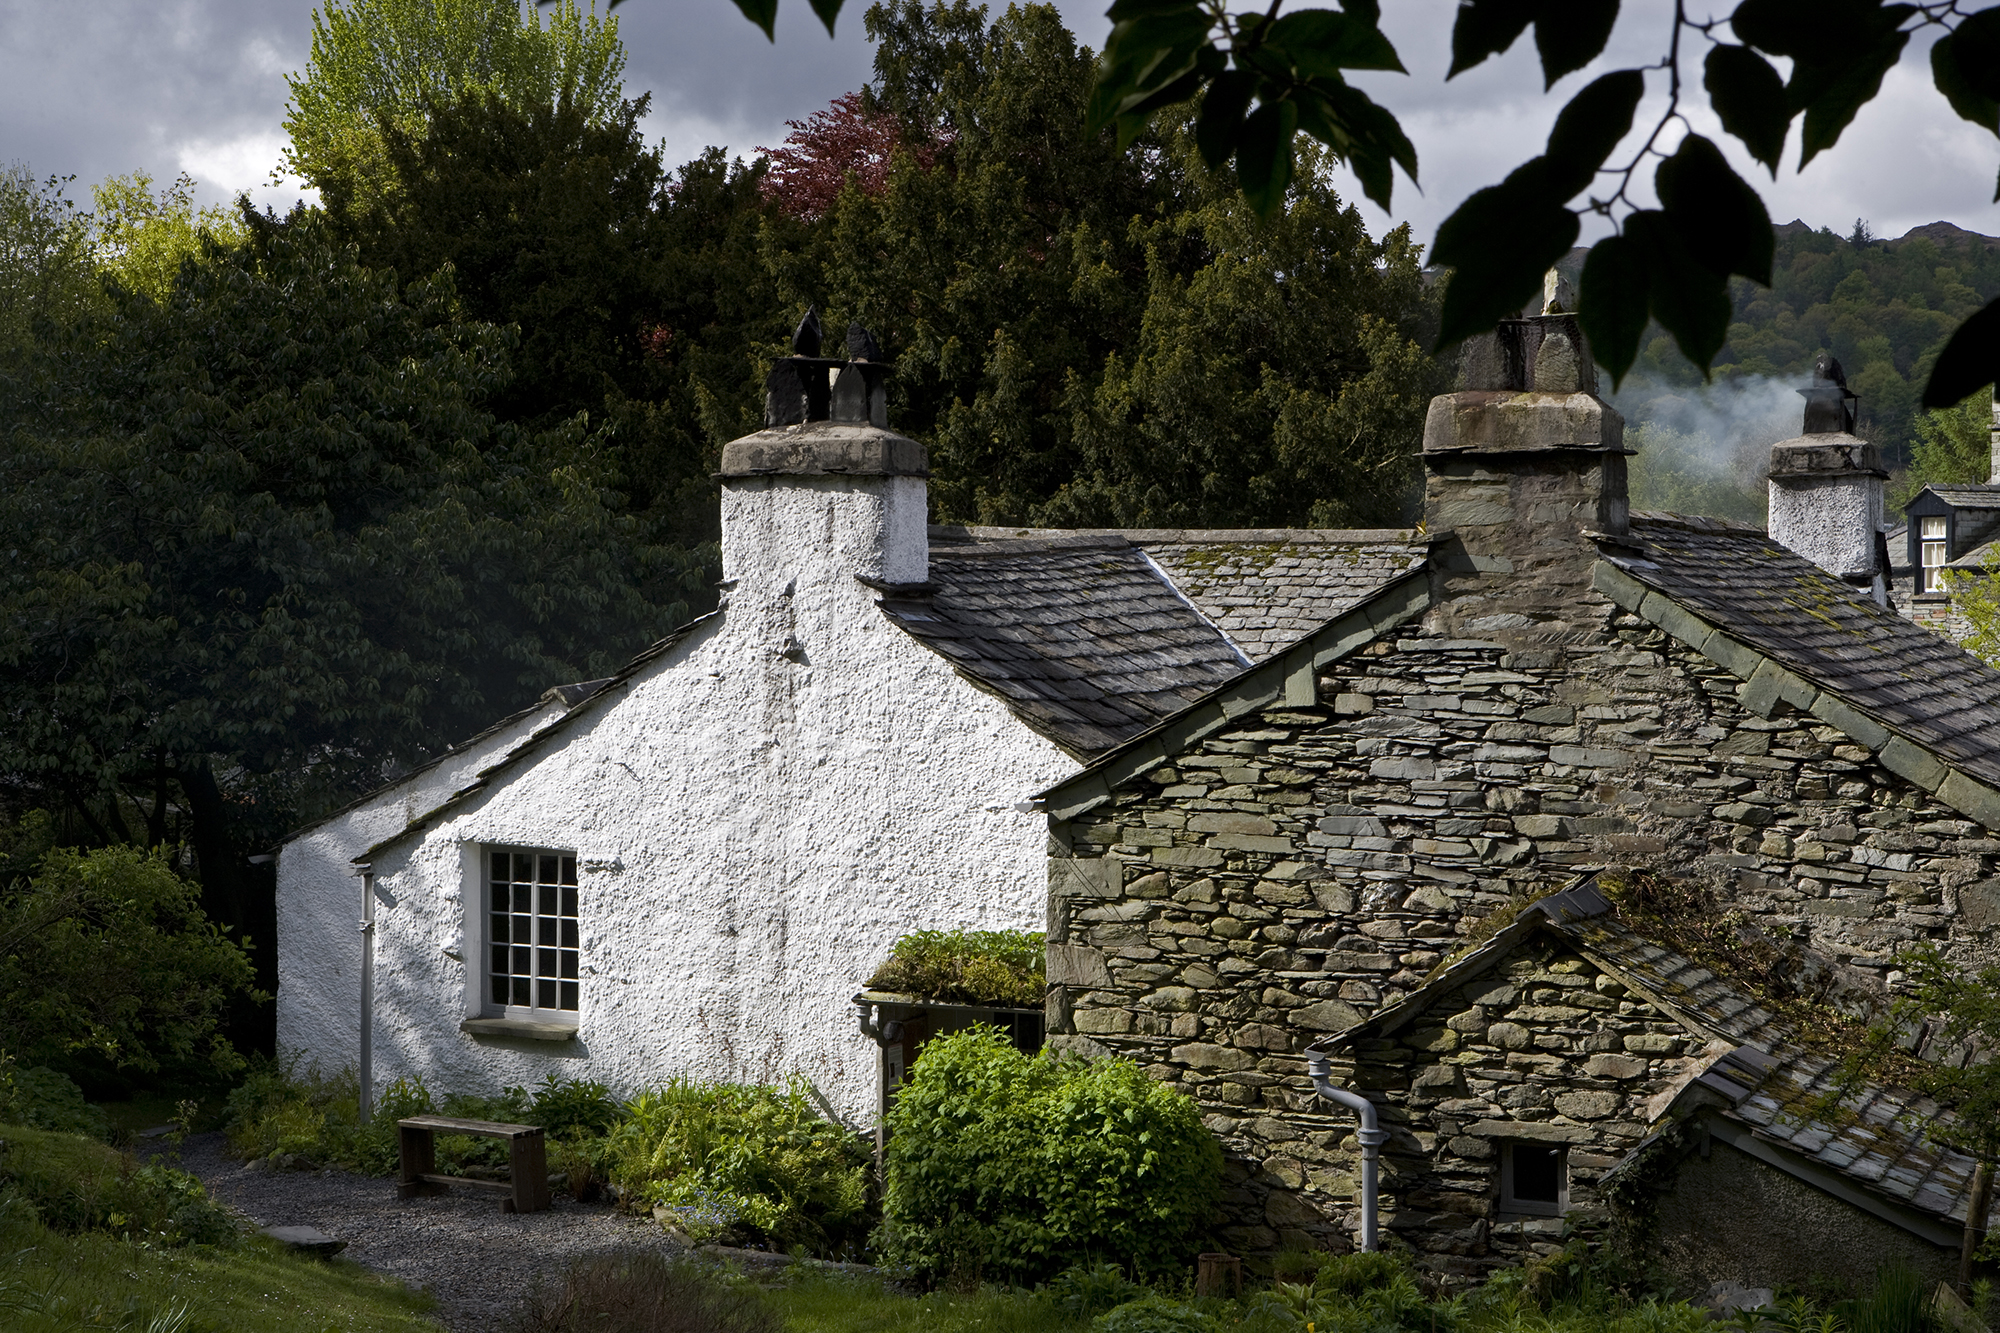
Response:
[1034,311,2000,1286]
[273,327,1426,1125]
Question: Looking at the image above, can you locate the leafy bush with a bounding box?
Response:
[604,1077,870,1256]
[1044,1263,1148,1320]
[0,1059,108,1137]
[1092,1294,1219,1333]
[506,1250,776,1333]
[865,930,1044,1007]
[878,1028,1221,1288]
[0,845,259,1083]
[0,1124,236,1247]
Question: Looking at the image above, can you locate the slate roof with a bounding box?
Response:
[878,534,1248,757]
[1603,513,2000,791]
[941,526,1428,663]
[1314,878,1996,1236]
[1918,484,2000,509]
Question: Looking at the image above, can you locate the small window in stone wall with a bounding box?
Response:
[1500,1142,1566,1217]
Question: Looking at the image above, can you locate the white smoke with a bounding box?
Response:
[1610,373,1805,524]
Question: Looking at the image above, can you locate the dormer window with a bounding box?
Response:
[1921,517,1948,592]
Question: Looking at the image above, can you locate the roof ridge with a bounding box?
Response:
[930,524,1427,545]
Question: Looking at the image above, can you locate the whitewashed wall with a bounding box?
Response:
[274,703,569,1075]
[298,467,1075,1124]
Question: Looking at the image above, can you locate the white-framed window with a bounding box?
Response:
[1921,517,1949,593]
[485,847,579,1020]
[1499,1141,1566,1217]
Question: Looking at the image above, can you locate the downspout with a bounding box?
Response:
[1306,1051,1387,1252]
[358,864,375,1126]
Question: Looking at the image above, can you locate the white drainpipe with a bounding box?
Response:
[358,864,375,1126]
[1305,1051,1387,1252]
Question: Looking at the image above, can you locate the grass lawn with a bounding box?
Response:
[0,1123,443,1333]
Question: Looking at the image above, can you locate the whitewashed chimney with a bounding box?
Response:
[717,312,928,599]
[1766,366,1886,605]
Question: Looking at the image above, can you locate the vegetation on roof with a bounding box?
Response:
[865,929,1044,1008]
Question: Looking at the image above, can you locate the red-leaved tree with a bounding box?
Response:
[758,92,945,222]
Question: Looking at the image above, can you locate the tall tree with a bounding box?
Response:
[780,1,1437,527]
[91,172,249,303]
[286,0,624,210]
[0,209,697,1014]
[0,168,99,364]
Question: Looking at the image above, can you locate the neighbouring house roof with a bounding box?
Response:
[1596,513,2000,824]
[1313,877,1996,1245]
[938,526,1429,664]
[879,535,1249,757]
[1912,484,2000,510]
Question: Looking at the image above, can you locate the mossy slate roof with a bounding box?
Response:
[1320,879,1993,1235]
[885,528,1425,757]
[1608,513,2000,791]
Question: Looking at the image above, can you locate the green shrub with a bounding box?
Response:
[865,930,1044,1006]
[0,845,259,1084]
[1313,1249,1409,1298]
[878,1028,1222,1288]
[0,1124,236,1246]
[604,1077,870,1256]
[505,1250,776,1333]
[1092,1295,1218,1333]
[0,1061,108,1137]
[1043,1262,1148,1320]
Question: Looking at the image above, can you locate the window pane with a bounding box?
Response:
[560,951,578,979]
[490,944,507,976]
[538,947,558,976]
[1512,1145,1562,1203]
[561,920,578,949]
[513,853,531,881]
[561,857,576,885]
[539,978,558,1008]
[513,945,531,975]
[540,881,559,915]
[539,854,558,884]
[1923,517,1947,538]
[512,883,531,913]
[490,913,508,944]
[563,884,578,916]
[491,852,510,881]
[511,976,530,1006]
[491,975,509,1005]
[512,913,531,943]
[561,981,579,1010]
[539,917,558,945]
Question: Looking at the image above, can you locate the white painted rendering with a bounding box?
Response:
[281,449,1077,1125]
[275,701,570,1075]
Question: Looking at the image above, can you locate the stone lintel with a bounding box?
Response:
[1422,391,1627,456]
[1466,1119,1595,1144]
[1766,432,1887,480]
[719,423,929,478]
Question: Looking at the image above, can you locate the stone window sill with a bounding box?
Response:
[460,1017,578,1042]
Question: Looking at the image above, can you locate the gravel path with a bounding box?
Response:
[154,1132,686,1332]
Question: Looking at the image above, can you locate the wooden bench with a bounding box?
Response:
[396,1115,551,1214]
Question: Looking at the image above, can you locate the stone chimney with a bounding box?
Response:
[718,308,928,597]
[1421,283,1628,639]
[1766,364,1885,604]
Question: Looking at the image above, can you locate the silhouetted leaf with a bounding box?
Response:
[1705,44,1790,172]
[1432,160,1580,349]
[1532,0,1619,89]
[1267,9,1405,75]
[728,0,779,40]
[1578,233,1650,387]
[1236,99,1300,218]
[1195,70,1259,169]
[1625,210,1731,371]
[1654,134,1773,284]
[1543,70,1644,197]
[1735,0,1914,168]
[1448,0,1534,79]
[806,0,844,36]
[1924,297,2000,408]
[1935,18,2000,138]
[1089,1,1215,134]
[1300,80,1418,210]
[1793,25,1910,167]
[1951,9,2000,103]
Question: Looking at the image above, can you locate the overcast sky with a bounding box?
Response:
[2,0,1996,251]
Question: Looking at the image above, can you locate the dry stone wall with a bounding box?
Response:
[1046,603,2000,1273]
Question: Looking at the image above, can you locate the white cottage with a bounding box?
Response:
[274,338,1428,1125]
